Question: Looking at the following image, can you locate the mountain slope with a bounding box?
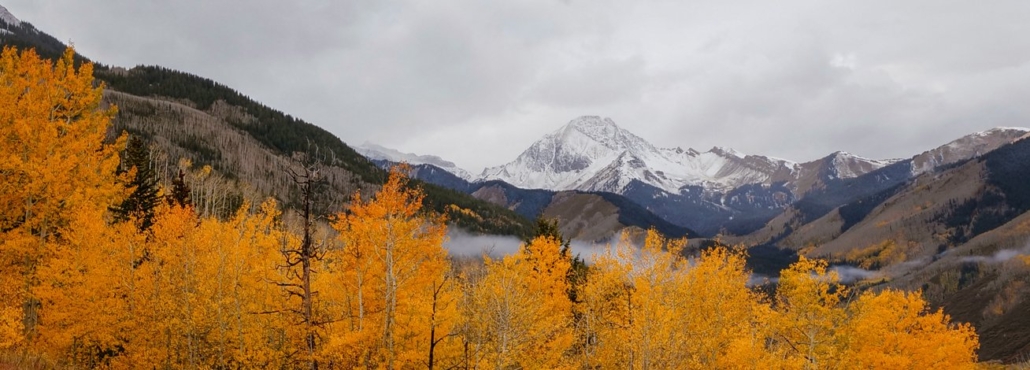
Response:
[731,135,1030,362]
[1,11,533,237]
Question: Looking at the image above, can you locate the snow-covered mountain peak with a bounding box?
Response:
[477,116,659,190]
[564,115,618,134]
[708,146,746,159]
[356,142,472,180]
[556,115,656,153]
[0,5,21,27]
[974,127,1029,137]
[813,151,897,180]
[478,116,1010,197]
[479,116,809,193]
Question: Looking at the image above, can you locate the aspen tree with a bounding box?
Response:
[327,166,453,369]
[769,257,848,369]
[0,46,123,352]
[842,289,978,369]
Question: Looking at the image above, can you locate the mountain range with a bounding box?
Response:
[363,115,1028,236]
[477,116,896,194]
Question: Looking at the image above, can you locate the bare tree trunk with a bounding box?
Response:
[300,171,318,370]
[383,221,397,370]
[284,160,323,370]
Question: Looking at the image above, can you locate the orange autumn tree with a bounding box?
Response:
[769,256,980,369]
[577,230,688,368]
[0,46,123,351]
[33,195,296,368]
[578,231,773,369]
[133,200,295,369]
[769,257,850,369]
[324,166,456,369]
[461,235,575,369]
[841,289,978,369]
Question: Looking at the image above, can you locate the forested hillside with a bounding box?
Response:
[0,18,533,237]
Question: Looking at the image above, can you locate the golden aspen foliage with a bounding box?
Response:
[581,233,691,369]
[516,235,576,367]
[578,230,775,369]
[0,46,123,355]
[842,289,978,369]
[678,246,776,369]
[0,308,19,351]
[33,209,146,366]
[325,166,454,369]
[769,256,849,369]
[461,235,575,369]
[32,198,298,368]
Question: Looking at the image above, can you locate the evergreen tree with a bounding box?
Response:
[113,136,159,231]
[169,169,192,208]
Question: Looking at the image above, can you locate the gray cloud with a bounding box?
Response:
[830,265,880,284]
[444,229,608,262]
[7,0,1030,171]
[958,244,1030,264]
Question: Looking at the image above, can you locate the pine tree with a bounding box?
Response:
[168,169,192,208]
[113,135,159,231]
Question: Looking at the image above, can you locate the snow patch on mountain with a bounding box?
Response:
[356,142,472,180]
[824,151,899,180]
[0,5,21,27]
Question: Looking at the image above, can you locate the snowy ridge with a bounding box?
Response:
[359,116,1018,203]
[356,142,472,180]
[822,151,899,180]
[910,127,1029,175]
[0,5,20,27]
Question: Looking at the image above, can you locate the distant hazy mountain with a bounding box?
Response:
[357,142,473,180]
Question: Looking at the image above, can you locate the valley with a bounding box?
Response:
[3,3,1030,365]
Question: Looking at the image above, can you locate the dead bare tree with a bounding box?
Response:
[277,147,333,370]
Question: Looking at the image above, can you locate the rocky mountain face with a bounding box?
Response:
[478,116,813,194]
[910,127,1030,175]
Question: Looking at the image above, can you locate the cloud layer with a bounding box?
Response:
[8,0,1030,171]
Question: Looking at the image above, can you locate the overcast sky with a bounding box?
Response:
[6,1,1030,172]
